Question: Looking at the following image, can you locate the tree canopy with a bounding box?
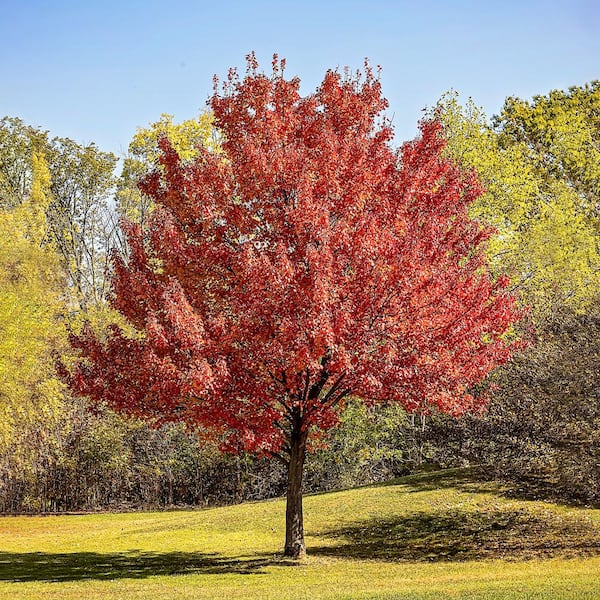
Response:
[0,151,64,456]
[435,87,599,317]
[63,57,521,557]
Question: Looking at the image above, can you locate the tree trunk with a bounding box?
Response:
[284,426,307,558]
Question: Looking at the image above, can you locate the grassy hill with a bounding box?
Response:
[1,469,599,599]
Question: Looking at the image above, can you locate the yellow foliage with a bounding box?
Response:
[436,91,599,317]
[25,152,52,243]
[0,153,65,455]
[129,111,220,162]
[117,111,220,225]
[498,82,600,218]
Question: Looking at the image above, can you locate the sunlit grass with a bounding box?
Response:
[1,469,599,598]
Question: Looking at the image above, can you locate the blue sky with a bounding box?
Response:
[1,0,598,157]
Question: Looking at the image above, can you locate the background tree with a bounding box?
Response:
[47,138,119,311]
[435,90,599,317]
[0,117,48,209]
[497,81,599,224]
[303,401,414,491]
[0,116,125,511]
[0,116,120,312]
[425,84,600,502]
[116,112,218,228]
[0,150,64,466]
[64,57,521,557]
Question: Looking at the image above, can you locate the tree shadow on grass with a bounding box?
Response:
[310,505,600,562]
[0,550,285,582]
[380,467,600,509]
[383,467,502,495]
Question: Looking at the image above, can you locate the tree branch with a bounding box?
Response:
[319,371,347,406]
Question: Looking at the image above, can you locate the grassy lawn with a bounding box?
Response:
[1,470,599,599]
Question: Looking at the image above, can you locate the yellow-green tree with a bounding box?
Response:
[0,116,120,312]
[0,117,48,210]
[117,111,219,226]
[0,151,64,456]
[497,81,599,222]
[435,89,599,316]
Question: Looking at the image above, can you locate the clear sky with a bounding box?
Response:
[1,0,598,158]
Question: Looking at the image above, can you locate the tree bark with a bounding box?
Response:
[283,423,307,558]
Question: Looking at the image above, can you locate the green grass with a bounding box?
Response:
[1,469,600,598]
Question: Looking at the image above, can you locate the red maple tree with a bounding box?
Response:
[63,55,522,557]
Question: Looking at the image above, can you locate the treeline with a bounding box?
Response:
[0,82,598,511]
[426,86,600,504]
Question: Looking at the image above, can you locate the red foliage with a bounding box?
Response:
[64,57,522,458]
